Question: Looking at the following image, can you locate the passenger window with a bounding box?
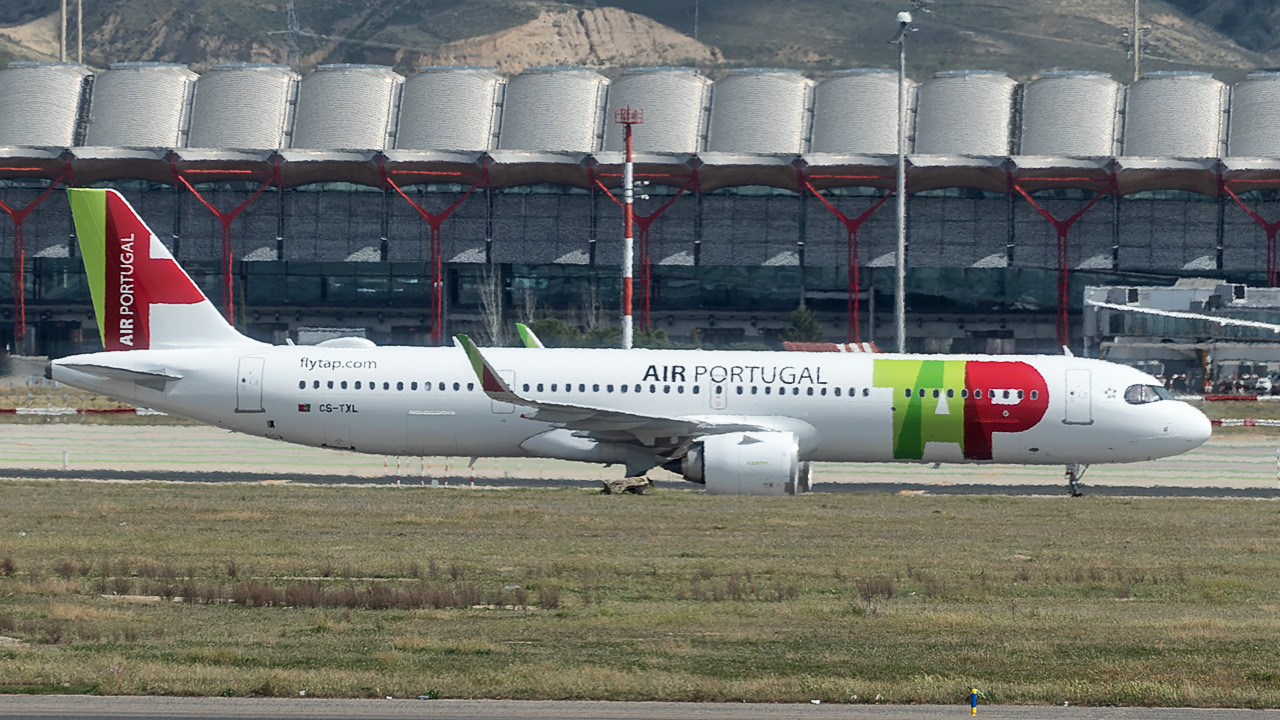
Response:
[765,386,772,395]
[607,384,614,392]
[579,384,586,392]
[383,382,390,390]
[355,381,362,389]
[396,382,403,391]
[664,385,671,394]
[692,386,700,395]
[677,386,684,394]
[752,387,759,395]
[410,382,417,390]
[974,389,982,399]
[821,388,827,396]
[453,382,460,391]
[636,384,643,393]
[467,383,474,391]
[862,388,869,397]
[961,389,968,398]
[326,381,333,389]
[834,387,841,397]
[1030,390,1038,400]
[736,386,743,395]
[537,383,544,392]
[438,382,445,391]
[1002,390,1010,400]
[932,389,939,398]
[905,388,912,397]
[806,387,814,396]
[522,384,530,392]
[1017,389,1024,400]
[650,384,657,393]
[313,380,320,389]
[551,383,557,391]
[341,381,348,389]
[298,381,305,390]
[621,384,628,393]
[593,383,600,392]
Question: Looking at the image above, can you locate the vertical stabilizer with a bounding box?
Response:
[68,188,256,351]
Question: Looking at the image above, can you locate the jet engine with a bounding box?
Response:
[667,431,812,496]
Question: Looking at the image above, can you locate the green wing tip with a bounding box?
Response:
[456,335,483,379]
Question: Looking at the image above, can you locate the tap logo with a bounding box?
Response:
[873,359,1049,460]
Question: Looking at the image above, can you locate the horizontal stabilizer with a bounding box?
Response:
[58,362,182,391]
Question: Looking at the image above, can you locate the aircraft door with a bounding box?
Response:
[491,371,515,414]
[709,380,728,410]
[1063,369,1093,425]
[236,357,265,413]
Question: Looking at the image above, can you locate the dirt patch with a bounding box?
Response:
[0,11,60,59]
[415,7,722,75]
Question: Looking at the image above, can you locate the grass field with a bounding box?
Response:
[2,481,1280,706]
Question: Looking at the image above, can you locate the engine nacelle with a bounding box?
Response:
[670,431,812,496]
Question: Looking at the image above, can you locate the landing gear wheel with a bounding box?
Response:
[1065,463,1088,497]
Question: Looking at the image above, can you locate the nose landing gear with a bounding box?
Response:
[1065,463,1088,497]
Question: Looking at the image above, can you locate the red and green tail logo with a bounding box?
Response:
[69,189,206,351]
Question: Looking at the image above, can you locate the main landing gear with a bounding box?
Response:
[1065,463,1088,497]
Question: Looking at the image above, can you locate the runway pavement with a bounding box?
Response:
[2,425,1279,498]
[0,696,1274,720]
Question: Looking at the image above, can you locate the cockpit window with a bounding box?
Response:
[1124,384,1173,404]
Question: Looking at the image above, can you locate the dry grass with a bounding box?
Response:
[2,481,1280,706]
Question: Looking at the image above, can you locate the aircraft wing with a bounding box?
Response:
[456,335,765,446]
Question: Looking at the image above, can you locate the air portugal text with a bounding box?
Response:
[642,364,827,385]
[115,233,138,347]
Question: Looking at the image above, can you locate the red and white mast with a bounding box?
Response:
[614,106,643,349]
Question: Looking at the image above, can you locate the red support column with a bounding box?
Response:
[800,171,895,343]
[1223,180,1280,288]
[170,157,282,323]
[0,164,72,345]
[381,160,489,346]
[593,170,699,332]
[1009,175,1117,350]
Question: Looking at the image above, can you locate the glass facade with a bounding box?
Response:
[0,182,1271,356]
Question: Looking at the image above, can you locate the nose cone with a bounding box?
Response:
[1176,402,1213,451]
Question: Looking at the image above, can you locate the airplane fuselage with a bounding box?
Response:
[51,345,1210,467]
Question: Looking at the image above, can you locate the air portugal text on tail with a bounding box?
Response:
[67,189,247,351]
[50,188,1212,497]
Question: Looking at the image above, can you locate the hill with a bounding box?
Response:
[0,0,1275,81]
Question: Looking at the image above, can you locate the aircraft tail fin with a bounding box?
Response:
[68,188,256,351]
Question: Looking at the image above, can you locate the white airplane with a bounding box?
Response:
[47,189,1212,495]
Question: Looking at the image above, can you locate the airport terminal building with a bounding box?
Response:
[2,61,1279,357]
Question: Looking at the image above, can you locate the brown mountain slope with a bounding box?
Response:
[0,0,1273,80]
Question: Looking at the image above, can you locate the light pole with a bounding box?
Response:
[889,11,912,354]
[888,0,932,354]
[1120,0,1151,83]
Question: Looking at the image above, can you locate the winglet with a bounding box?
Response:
[516,323,545,349]
[457,334,519,401]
